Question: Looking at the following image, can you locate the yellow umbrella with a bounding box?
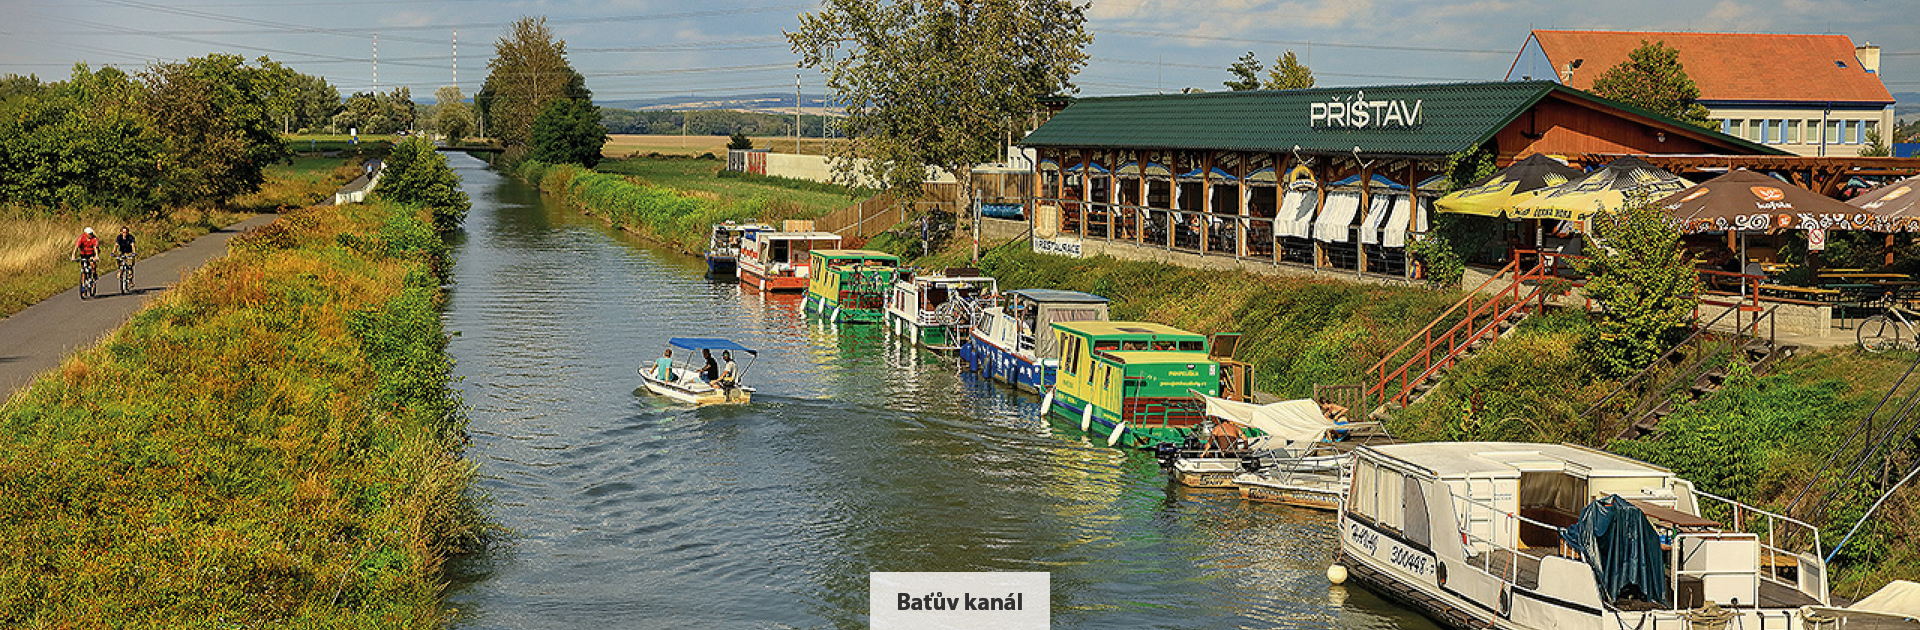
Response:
[1435,153,1584,217]
[1512,156,1691,222]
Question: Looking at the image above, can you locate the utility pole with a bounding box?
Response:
[795,73,802,155]
[452,29,457,90]
[373,34,379,92]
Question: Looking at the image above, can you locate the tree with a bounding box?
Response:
[289,72,340,132]
[1263,50,1315,90]
[376,137,470,231]
[1861,126,1891,157]
[1575,198,1700,377]
[332,87,415,135]
[435,85,473,143]
[1589,40,1713,129]
[788,0,1092,262]
[727,131,753,150]
[528,96,606,167]
[1224,51,1262,91]
[0,64,160,216]
[481,16,581,148]
[142,53,292,206]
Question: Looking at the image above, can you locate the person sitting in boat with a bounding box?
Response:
[713,351,738,389]
[653,349,675,382]
[700,349,721,385]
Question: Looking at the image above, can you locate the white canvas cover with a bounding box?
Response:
[1360,194,1396,245]
[1199,395,1338,447]
[1853,580,1920,618]
[1314,191,1363,243]
[1276,190,1318,238]
[1382,196,1419,248]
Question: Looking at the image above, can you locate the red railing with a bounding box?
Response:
[1361,257,1550,412]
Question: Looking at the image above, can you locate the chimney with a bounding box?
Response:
[1855,43,1880,74]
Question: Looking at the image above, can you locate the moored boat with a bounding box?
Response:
[1038,321,1230,449]
[1158,394,1378,495]
[959,289,1110,393]
[1335,442,1832,630]
[639,338,758,405]
[739,231,842,292]
[884,268,998,351]
[705,221,772,277]
[802,249,900,324]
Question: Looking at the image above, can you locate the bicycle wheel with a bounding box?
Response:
[1860,315,1901,353]
[120,264,133,294]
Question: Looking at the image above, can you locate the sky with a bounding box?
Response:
[1,0,1915,105]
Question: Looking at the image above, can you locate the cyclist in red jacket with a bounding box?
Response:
[71,227,99,262]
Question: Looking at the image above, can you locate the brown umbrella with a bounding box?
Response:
[1658,169,1877,234]
[1849,175,1920,232]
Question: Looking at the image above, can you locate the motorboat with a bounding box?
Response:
[704,221,772,277]
[960,289,1109,393]
[884,268,998,351]
[639,338,758,405]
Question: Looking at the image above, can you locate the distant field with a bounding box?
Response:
[601,134,848,157]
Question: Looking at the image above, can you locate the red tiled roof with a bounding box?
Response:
[1527,30,1893,104]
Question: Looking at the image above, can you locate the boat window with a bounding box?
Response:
[1122,340,1148,351]
[1062,336,1081,375]
[1178,340,1203,352]
[978,317,993,336]
[1404,477,1431,549]
[1093,340,1120,351]
[1378,467,1405,535]
[771,240,790,263]
[1351,460,1377,521]
[1152,340,1176,351]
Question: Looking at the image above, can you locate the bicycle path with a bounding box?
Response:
[0,214,279,399]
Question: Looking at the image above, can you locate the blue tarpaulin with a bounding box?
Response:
[668,338,758,355]
[1561,495,1668,606]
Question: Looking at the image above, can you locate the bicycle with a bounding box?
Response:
[75,256,97,300]
[115,253,135,294]
[1857,299,1918,353]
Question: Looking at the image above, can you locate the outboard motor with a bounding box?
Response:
[1152,443,1182,468]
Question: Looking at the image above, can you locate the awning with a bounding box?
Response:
[1360,193,1396,245]
[1315,191,1363,243]
[1178,166,1239,182]
[1196,394,1339,447]
[1143,162,1174,180]
[1038,158,1061,171]
[1114,161,1142,177]
[1276,190,1318,238]
[1329,173,1409,191]
[668,338,759,355]
[1245,166,1279,186]
[1380,197,1428,248]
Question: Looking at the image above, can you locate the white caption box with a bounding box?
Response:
[870,571,1049,630]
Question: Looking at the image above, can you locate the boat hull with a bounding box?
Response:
[805,293,884,323]
[1043,393,1190,449]
[887,313,960,350]
[740,267,809,292]
[640,373,753,405]
[959,332,1053,393]
[1171,458,1242,488]
[705,254,738,277]
[1234,472,1343,510]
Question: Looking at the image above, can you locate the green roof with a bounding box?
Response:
[1021,81,1783,158]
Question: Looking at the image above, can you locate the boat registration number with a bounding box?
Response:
[1345,520,1435,579]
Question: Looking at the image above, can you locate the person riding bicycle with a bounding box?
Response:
[115,226,136,262]
[71,227,99,263]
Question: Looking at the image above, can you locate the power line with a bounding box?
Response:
[1094,27,1513,55]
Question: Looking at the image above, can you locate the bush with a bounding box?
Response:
[374,137,470,231]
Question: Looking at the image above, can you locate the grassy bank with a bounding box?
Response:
[0,199,483,626]
[0,156,360,318]
[514,156,864,254]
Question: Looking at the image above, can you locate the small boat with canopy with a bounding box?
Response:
[640,338,759,405]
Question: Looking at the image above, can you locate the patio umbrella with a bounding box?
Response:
[1512,156,1692,222]
[1849,175,1920,232]
[1658,169,1869,234]
[1434,153,1584,217]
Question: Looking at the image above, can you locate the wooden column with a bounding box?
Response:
[1105,151,1116,240]
[1358,162,1373,274]
[1079,148,1090,238]
[1274,152,1287,265]
[1312,160,1328,270]
[1237,152,1249,258]
[1137,154,1149,245]
[1200,151,1213,254]
[1407,160,1419,280]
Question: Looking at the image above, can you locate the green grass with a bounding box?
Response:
[594,156,863,218]
[0,200,484,627]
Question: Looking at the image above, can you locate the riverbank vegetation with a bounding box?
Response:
[0,196,483,626]
[511,156,865,253]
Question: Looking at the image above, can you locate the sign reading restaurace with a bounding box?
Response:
[871,572,1049,630]
[1309,91,1424,129]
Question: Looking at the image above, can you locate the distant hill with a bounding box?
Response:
[599,92,836,116]
[1895,91,1919,121]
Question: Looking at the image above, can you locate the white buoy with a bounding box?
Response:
[1107,421,1127,446]
[1327,564,1348,585]
[1040,388,1055,417]
[1080,404,1094,431]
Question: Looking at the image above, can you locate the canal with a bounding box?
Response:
[438,153,1440,630]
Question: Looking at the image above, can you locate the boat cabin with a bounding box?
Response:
[804,249,901,323]
[1050,321,1220,444]
[963,289,1111,392]
[885,268,1000,349]
[705,221,773,276]
[1342,442,1828,630]
[739,231,842,291]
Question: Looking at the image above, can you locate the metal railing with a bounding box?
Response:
[1584,305,1783,444]
[1361,258,1547,411]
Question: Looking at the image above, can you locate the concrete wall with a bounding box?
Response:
[1710,105,1894,157]
[758,152,956,187]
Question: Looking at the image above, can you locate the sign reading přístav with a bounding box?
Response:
[871,572,1049,630]
[1309,91,1424,130]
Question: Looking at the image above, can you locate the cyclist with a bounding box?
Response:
[70,227,100,292]
[114,226,137,292]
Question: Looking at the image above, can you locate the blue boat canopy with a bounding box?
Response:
[668,338,759,355]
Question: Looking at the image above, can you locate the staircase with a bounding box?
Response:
[1362,259,1553,419]
[1586,306,1797,443]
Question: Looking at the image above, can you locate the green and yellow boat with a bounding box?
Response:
[1040,321,1226,449]
[802,249,899,324]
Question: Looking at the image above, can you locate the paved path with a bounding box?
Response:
[0,214,278,399]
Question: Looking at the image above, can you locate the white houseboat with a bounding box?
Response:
[704,221,772,277]
[958,289,1110,392]
[884,268,999,351]
[738,231,842,292]
[1336,442,1830,630]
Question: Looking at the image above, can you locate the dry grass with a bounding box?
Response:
[600,134,849,157]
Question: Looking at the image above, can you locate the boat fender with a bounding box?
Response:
[1327,564,1347,585]
[1435,561,1446,586]
[1107,421,1127,446]
[1080,403,1094,431]
[1498,587,1511,616]
[1040,388,1055,417]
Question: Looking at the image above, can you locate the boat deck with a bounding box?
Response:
[1479,546,1821,610]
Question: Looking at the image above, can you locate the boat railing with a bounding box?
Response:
[1448,492,1561,591]
[1690,488,1828,605]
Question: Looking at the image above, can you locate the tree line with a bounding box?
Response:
[599,109,840,139]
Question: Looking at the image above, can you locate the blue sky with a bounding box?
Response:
[2,0,1914,103]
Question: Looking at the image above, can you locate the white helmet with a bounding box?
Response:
[84,227,94,235]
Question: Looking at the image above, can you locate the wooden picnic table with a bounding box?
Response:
[1759,284,1841,300]
[1818,272,1911,281]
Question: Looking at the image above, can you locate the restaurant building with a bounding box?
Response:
[1018,80,1780,280]
[1509,30,1896,157]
